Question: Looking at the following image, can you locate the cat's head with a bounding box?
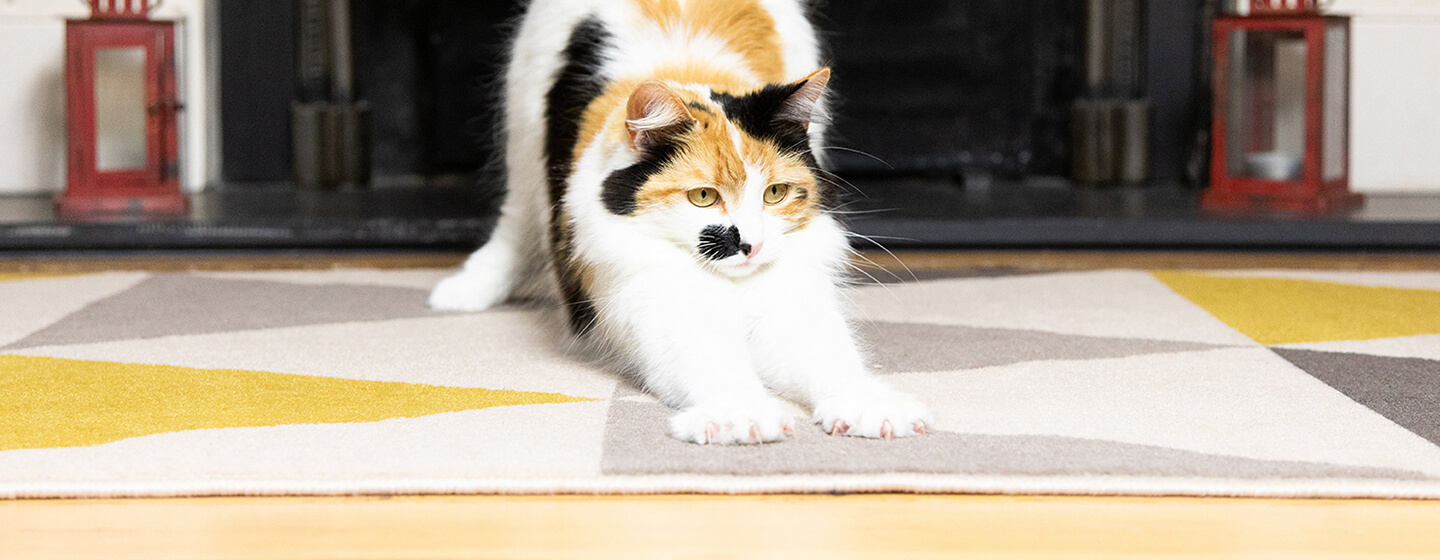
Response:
[602,68,833,277]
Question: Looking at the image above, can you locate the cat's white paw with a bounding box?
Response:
[669,399,796,445]
[428,271,510,311]
[813,390,934,440]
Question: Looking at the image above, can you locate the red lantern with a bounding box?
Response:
[1203,14,1360,214]
[59,0,186,217]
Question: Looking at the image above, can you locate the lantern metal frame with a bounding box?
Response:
[59,0,186,216]
[1203,14,1360,214]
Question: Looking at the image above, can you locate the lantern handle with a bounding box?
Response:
[78,0,165,13]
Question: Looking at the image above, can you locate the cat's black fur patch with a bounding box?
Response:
[545,17,610,208]
[698,224,744,260]
[559,271,598,335]
[546,17,609,333]
[600,134,689,215]
[710,82,806,147]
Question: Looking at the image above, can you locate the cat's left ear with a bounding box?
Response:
[626,81,696,152]
[776,67,831,132]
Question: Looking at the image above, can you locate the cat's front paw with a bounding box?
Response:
[813,390,934,440]
[669,399,796,445]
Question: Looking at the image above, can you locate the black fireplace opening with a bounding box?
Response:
[220,0,1203,190]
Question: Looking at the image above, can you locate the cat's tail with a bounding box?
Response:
[428,177,547,311]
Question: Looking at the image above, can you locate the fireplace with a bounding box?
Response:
[220,0,1205,190]
[23,1,1434,252]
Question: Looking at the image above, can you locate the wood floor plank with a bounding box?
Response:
[3,494,1439,560]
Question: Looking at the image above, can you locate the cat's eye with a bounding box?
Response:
[688,187,719,208]
[764,183,789,205]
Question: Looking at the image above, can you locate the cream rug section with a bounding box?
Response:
[2,268,1440,499]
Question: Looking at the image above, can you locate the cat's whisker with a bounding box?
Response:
[816,145,894,169]
[844,247,906,286]
[824,207,897,217]
[845,231,918,283]
[844,261,888,288]
[834,249,900,309]
[806,167,869,199]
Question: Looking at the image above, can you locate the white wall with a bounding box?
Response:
[1332,0,1440,193]
[0,0,215,194]
[0,17,67,195]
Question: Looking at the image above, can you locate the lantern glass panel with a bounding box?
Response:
[1323,23,1347,181]
[94,46,148,171]
[1225,29,1308,181]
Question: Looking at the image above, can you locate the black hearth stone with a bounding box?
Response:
[2,181,1439,252]
[0,187,496,251]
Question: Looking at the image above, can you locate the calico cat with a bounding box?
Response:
[430,0,933,444]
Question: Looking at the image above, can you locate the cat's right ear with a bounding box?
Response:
[776,67,831,132]
[626,81,695,152]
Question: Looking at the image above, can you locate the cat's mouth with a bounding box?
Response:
[711,254,770,277]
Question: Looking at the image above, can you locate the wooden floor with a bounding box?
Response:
[4,250,1440,559]
[4,494,1440,559]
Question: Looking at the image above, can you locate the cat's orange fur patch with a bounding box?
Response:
[631,0,785,81]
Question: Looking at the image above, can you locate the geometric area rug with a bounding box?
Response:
[2,267,1439,499]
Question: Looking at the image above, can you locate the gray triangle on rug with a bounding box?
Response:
[1273,348,1440,447]
[4,274,447,350]
[860,321,1231,374]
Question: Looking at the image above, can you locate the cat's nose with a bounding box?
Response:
[743,241,763,259]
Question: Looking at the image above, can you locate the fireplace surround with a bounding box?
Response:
[5,0,1438,252]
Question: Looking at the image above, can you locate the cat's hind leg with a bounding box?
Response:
[429,183,544,311]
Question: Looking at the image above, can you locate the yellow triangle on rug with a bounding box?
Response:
[0,354,596,451]
[1153,271,1440,345]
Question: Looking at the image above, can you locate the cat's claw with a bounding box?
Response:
[670,400,794,445]
[813,390,934,440]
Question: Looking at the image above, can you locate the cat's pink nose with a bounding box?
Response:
[745,242,763,259]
